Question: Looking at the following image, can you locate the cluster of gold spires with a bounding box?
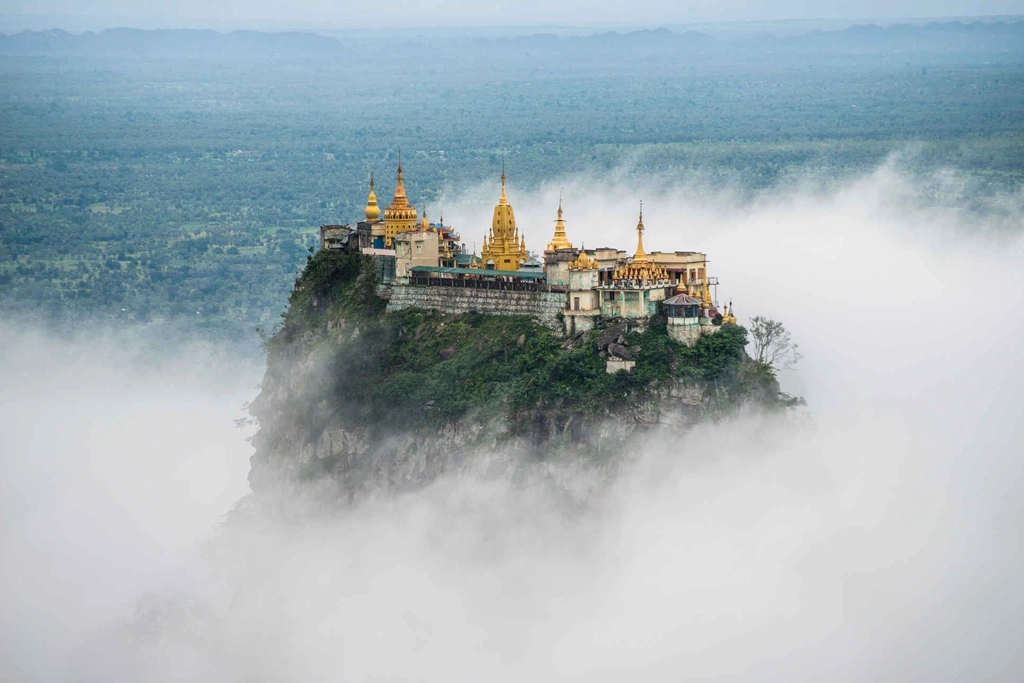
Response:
[722,300,736,324]
[568,243,595,270]
[363,163,688,290]
[361,154,419,247]
[611,204,669,283]
[347,169,736,337]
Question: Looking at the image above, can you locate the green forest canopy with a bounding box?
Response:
[1,21,1021,350]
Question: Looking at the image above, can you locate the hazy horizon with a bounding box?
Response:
[2,2,1023,34]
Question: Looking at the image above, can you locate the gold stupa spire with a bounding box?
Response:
[634,201,648,263]
[382,152,418,247]
[610,201,669,284]
[499,164,509,206]
[480,165,528,271]
[545,196,573,252]
[365,172,380,221]
[390,153,410,209]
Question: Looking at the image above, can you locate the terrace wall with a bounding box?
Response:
[385,283,566,332]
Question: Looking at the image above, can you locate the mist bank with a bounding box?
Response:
[85,399,1024,682]
[0,323,258,682]
[3,164,1023,680]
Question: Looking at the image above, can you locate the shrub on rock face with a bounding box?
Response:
[688,324,748,382]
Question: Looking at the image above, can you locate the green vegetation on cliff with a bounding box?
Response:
[256,249,791,465]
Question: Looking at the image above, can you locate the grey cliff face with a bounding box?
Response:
[247,331,723,501]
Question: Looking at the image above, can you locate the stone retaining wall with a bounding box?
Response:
[562,309,600,337]
[385,284,567,332]
[668,318,720,347]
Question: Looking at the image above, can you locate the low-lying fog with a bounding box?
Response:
[3,162,1022,681]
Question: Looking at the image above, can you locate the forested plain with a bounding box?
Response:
[1,21,1022,349]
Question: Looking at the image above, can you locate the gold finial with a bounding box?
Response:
[365,171,380,221]
[499,163,508,206]
[390,156,409,207]
[395,151,405,196]
[634,200,648,263]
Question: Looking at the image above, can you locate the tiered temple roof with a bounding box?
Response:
[545,199,573,252]
[480,172,528,271]
[610,206,670,285]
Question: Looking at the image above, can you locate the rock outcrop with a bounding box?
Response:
[246,248,794,500]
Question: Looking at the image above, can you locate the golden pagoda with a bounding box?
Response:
[569,243,595,270]
[480,171,528,271]
[545,198,572,252]
[383,158,418,247]
[612,204,669,284]
[365,172,380,222]
[722,300,737,324]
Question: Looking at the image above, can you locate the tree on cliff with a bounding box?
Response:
[748,316,802,370]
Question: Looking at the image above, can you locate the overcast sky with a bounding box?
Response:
[3,0,1023,32]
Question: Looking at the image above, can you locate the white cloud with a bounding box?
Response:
[2,162,1023,681]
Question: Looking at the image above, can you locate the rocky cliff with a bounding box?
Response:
[247,249,795,499]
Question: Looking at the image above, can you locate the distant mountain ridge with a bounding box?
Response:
[486,20,1024,59]
[792,20,1024,50]
[0,27,344,56]
[3,20,1021,58]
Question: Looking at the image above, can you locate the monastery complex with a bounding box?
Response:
[319,162,737,355]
